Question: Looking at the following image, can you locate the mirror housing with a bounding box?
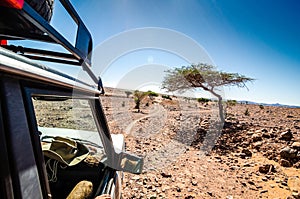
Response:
[112,151,143,174]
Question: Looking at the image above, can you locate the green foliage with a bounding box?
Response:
[162,95,172,100]
[244,108,250,116]
[146,90,159,98]
[227,99,237,106]
[162,63,254,93]
[197,97,211,103]
[133,90,147,112]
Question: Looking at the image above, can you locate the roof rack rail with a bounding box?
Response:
[0,0,98,83]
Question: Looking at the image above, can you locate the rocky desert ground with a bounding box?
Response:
[100,88,300,199]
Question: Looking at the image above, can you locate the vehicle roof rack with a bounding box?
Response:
[0,0,98,84]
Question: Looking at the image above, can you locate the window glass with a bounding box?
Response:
[32,96,106,162]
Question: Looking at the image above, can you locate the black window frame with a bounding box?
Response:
[0,76,44,198]
[0,92,14,199]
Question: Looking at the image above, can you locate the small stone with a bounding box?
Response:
[185,195,195,199]
[275,178,281,183]
[279,130,293,141]
[252,141,263,149]
[260,190,268,194]
[292,192,300,199]
[239,153,247,159]
[132,176,140,180]
[230,166,240,170]
[243,163,251,167]
[262,177,268,181]
[256,185,263,189]
[161,172,172,178]
[280,159,292,167]
[191,180,198,186]
[281,181,288,186]
[226,196,233,199]
[259,164,275,174]
[262,132,271,139]
[292,142,300,149]
[248,181,255,185]
[207,192,213,196]
[242,149,252,157]
[294,162,300,168]
[252,133,262,142]
[270,184,275,188]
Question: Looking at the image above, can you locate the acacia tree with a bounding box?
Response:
[162,63,254,122]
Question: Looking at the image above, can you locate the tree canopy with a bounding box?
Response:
[162,64,253,93]
[162,63,254,122]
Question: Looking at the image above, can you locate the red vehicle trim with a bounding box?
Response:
[0,40,8,45]
[0,0,24,9]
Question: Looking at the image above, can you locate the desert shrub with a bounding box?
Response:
[146,90,159,97]
[227,99,237,106]
[197,98,211,103]
[162,95,172,100]
[146,90,159,99]
[259,104,264,109]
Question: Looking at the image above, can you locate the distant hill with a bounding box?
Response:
[238,100,300,108]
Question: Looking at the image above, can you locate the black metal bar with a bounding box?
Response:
[59,0,93,60]
[0,33,55,43]
[3,45,77,60]
[23,55,80,66]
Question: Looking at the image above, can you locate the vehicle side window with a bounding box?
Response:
[31,96,107,198]
[33,97,98,132]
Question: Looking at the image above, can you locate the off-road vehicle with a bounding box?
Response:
[0,1,143,198]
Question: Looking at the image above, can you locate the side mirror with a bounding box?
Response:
[115,151,143,174]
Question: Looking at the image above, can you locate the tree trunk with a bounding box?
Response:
[135,100,140,112]
[217,96,225,122]
[210,89,225,122]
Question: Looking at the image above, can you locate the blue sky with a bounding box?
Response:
[14,0,300,106]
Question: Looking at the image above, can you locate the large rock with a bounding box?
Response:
[280,147,298,160]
